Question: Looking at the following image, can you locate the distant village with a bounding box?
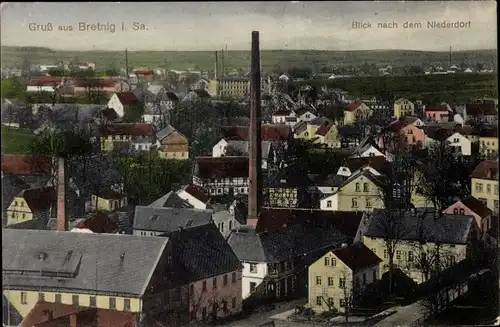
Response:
[1,36,499,327]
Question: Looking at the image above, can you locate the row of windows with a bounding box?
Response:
[475,183,499,194]
[355,183,370,192]
[198,297,237,320]
[195,272,238,293]
[20,292,131,311]
[316,296,346,308]
[382,249,456,263]
[217,220,233,233]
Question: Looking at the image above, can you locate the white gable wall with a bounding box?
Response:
[319,193,339,211]
[446,133,471,156]
[107,94,125,117]
[359,146,385,158]
[212,139,229,157]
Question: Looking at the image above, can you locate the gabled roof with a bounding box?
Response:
[2,173,30,214]
[133,206,212,232]
[341,156,389,175]
[332,242,382,271]
[1,155,53,176]
[386,118,412,132]
[394,98,410,105]
[309,116,329,126]
[223,140,272,159]
[265,163,311,188]
[100,123,154,137]
[346,100,364,111]
[220,124,292,142]
[308,173,349,188]
[194,156,248,179]
[149,190,194,209]
[292,121,307,134]
[156,124,186,142]
[470,160,499,180]
[465,103,496,116]
[15,187,56,212]
[28,76,63,86]
[478,127,498,138]
[115,92,138,105]
[75,211,119,234]
[183,184,210,204]
[315,121,335,136]
[426,128,455,142]
[272,109,293,116]
[168,223,241,281]
[333,169,385,194]
[424,106,448,112]
[2,229,169,296]
[458,196,492,219]
[365,209,474,244]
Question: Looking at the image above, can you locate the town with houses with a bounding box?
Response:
[1,31,499,327]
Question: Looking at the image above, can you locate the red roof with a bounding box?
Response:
[425,106,448,112]
[272,109,292,117]
[16,187,56,212]
[459,196,492,218]
[315,121,334,136]
[386,118,411,132]
[100,123,153,137]
[220,124,292,142]
[74,78,119,88]
[342,156,389,174]
[346,100,363,111]
[1,155,53,175]
[194,156,249,179]
[75,211,119,233]
[333,242,382,270]
[183,184,210,204]
[28,76,63,86]
[116,91,139,105]
[470,160,499,180]
[466,103,497,116]
[135,70,154,76]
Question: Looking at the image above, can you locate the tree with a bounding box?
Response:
[407,66,425,76]
[80,77,106,104]
[340,272,355,322]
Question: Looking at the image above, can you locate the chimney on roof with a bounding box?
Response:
[247,31,262,227]
[56,157,67,232]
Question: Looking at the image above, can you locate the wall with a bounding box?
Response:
[447,134,471,156]
[3,290,141,318]
[212,139,229,157]
[241,262,268,299]
[158,151,189,160]
[479,137,498,158]
[443,202,483,231]
[6,197,33,226]
[91,195,127,212]
[100,135,132,152]
[320,193,339,211]
[107,94,125,117]
[471,177,499,213]
[402,125,425,147]
[426,111,449,123]
[188,270,242,321]
[267,188,298,208]
[359,146,385,158]
[336,176,384,212]
[394,100,415,118]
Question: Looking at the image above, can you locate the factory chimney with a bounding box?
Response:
[214,51,219,80]
[56,157,67,232]
[247,31,262,226]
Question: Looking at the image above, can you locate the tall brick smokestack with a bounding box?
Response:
[56,157,67,232]
[247,31,262,226]
[214,51,219,80]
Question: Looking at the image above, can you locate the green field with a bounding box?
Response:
[0,46,497,72]
[1,127,36,154]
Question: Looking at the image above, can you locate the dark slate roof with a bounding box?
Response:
[332,242,382,271]
[133,206,212,232]
[265,163,311,188]
[2,229,169,296]
[168,223,241,281]
[227,224,348,263]
[148,191,194,209]
[3,294,23,327]
[308,173,348,188]
[365,209,473,244]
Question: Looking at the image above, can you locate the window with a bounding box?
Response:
[72,295,79,305]
[14,201,18,206]
[352,198,358,208]
[250,282,257,293]
[331,258,336,266]
[363,183,369,192]
[408,251,414,262]
[495,200,499,211]
[371,248,376,254]
[476,183,483,193]
[109,297,116,310]
[223,274,228,286]
[328,297,334,306]
[383,249,388,259]
[89,296,96,307]
[495,185,499,195]
[324,257,330,266]
[38,292,45,302]
[221,222,224,233]
[232,272,236,283]
[328,277,334,286]
[229,220,233,230]
[362,273,367,285]
[396,250,401,260]
[316,296,322,306]
[453,208,459,214]
[366,198,372,208]
[316,276,322,285]
[326,200,332,208]
[487,184,492,193]
[232,297,236,309]
[373,269,377,281]
[339,278,345,288]
[20,292,28,304]
[355,183,360,192]
[459,208,465,215]
[249,263,257,273]
[202,281,207,292]
[55,294,62,303]
[340,299,346,307]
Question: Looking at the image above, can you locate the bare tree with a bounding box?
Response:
[81,77,105,103]
[340,272,355,323]
[188,287,230,323]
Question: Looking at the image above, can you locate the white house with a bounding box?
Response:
[453,113,465,126]
[176,184,211,210]
[351,137,386,158]
[271,110,296,124]
[425,131,471,156]
[142,92,179,125]
[212,139,273,170]
[107,92,139,118]
[294,108,317,122]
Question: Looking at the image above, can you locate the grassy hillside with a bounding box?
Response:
[1,128,36,154]
[1,46,497,72]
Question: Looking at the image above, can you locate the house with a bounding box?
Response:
[220,124,292,144]
[470,160,499,214]
[360,209,476,284]
[182,90,211,103]
[72,78,129,97]
[443,196,492,234]
[132,206,212,236]
[478,127,498,159]
[424,105,450,123]
[212,139,274,170]
[351,137,385,158]
[380,118,426,150]
[143,92,179,126]
[5,187,56,227]
[90,190,127,212]
[70,211,120,234]
[424,129,472,155]
[344,100,372,125]
[156,125,189,160]
[99,123,155,153]
[2,173,30,222]
[294,108,317,123]
[191,78,210,92]
[307,174,350,200]
[264,164,311,208]
[192,157,249,197]
[314,121,340,148]
[308,242,381,313]
[17,302,138,327]
[1,99,32,128]
[107,92,139,118]
[302,117,330,141]
[464,103,497,124]
[1,154,54,188]
[207,77,249,98]
[2,229,184,322]
[319,170,385,212]
[175,184,211,210]
[271,110,296,124]
[336,156,390,178]
[227,223,348,301]
[26,76,64,93]
[393,98,415,119]
[211,205,244,238]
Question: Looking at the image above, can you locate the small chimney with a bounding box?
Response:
[56,157,67,232]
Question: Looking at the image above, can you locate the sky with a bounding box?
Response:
[0,1,497,51]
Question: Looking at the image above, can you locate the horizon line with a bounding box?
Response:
[1,45,497,53]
